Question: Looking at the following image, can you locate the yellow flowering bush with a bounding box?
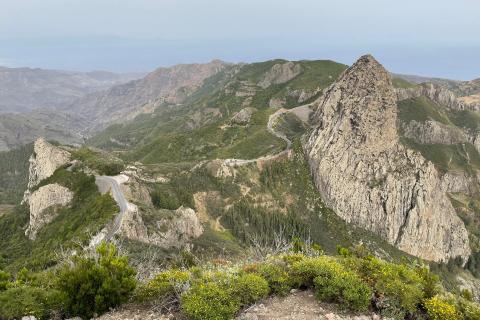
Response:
[424,296,461,320]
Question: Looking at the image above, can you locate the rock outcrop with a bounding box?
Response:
[21,138,73,240]
[400,120,467,145]
[25,183,73,240]
[396,82,480,112]
[26,138,71,189]
[258,62,301,88]
[305,55,470,262]
[119,206,204,249]
[230,107,257,125]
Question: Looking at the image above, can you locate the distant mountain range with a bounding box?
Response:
[0,66,144,113]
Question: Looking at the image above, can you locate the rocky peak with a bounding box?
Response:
[305,55,470,263]
[27,138,71,189]
[312,54,397,155]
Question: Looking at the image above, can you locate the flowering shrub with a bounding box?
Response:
[424,295,461,320]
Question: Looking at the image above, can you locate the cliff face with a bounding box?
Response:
[396,82,480,112]
[25,183,73,240]
[23,138,73,240]
[400,120,467,145]
[26,138,71,189]
[305,55,470,262]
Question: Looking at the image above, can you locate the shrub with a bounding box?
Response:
[415,266,440,299]
[313,270,371,311]
[181,281,240,320]
[343,256,427,317]
[290,256,342,288]
[459,298,480,320]
[257,262,293,296]
[58,242,136,318]
[0,270,9,291]
[135,269,190,303]
[232,273,269,306]
[424,296,461,320]
[0,286,64,320]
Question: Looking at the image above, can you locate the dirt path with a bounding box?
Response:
[238,290,380,320]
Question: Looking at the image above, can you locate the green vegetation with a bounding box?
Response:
[397,96,452,125]
[88,59,345,163]
[0,286,64,320]
[273,112,309,141]
[449,109,480,132]
[0,143,33,204]
[424,295,461,320]
[58,242,136,319]
[1,242,480,320]
[222,200,309,246]
[392,77,417,89]
[401,138,480,173]
[0,168,118,271]
[71,147,125,175]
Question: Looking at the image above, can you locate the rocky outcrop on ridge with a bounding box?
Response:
[396,82,480,111]
[25,183,73,240]
[258,62,302,88]
[230,107,257,125]
[26,137,71,189]
[119,206,204,249]
[305,55,470,262]
[22,138,73,239]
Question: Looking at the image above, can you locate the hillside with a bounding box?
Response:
[62,60,229,131]
[1,55,480,319]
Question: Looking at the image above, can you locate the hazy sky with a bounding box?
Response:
[1,0,479,79]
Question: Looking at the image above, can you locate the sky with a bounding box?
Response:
[0,0,479,80]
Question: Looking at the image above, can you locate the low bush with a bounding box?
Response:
[181,281,241,320]
[57,242,136,319]
[292,258,374,312]
[135,269,190,303]
[232,273,269,306]
[290,256,342,288]
[343,256,433,318]
[256,261,293,296]
[0,286,64,320]
[424,295,461,320]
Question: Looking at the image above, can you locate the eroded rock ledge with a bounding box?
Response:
[25,183,73,240]
[305,55,470,262]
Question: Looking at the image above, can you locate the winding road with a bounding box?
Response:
[95,175,132,241]
[224,104,312,167]
[91,104,313,244]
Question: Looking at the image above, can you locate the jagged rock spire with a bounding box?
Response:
[305,55,470,263]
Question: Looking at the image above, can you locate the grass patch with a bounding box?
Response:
[397,96,452,125]
[392,77,417,89]
[401,138,480,173]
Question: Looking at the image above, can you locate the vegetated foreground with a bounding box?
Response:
[1,242,479,320]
